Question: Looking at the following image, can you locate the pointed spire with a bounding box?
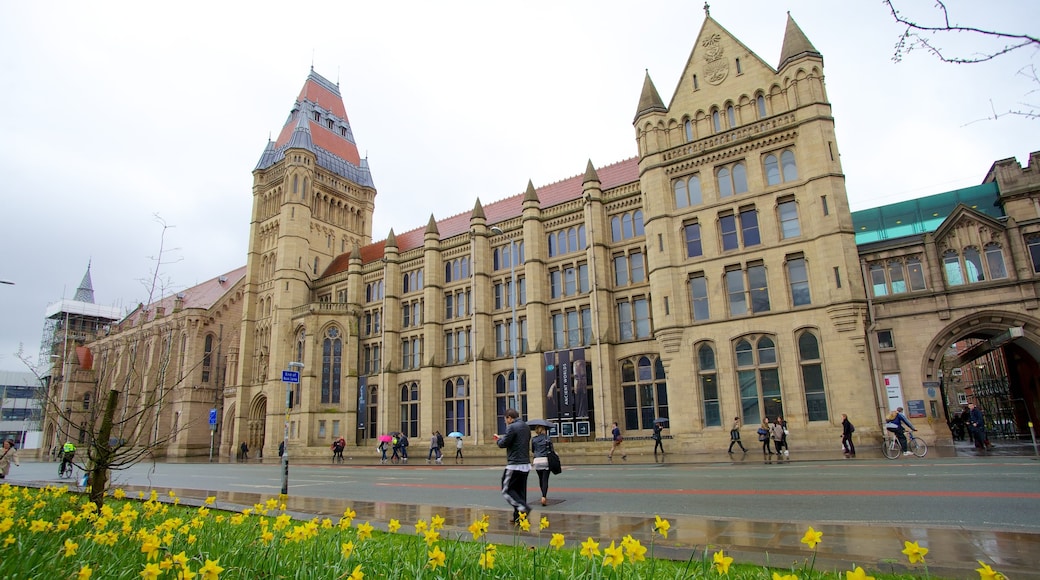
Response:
[523,180,539,204]
[286,111,314,152]
[471,198,486,220]
[385,229,397,249]
[73,261,95,303]
[350,243,361,260]
[778,13,822,70]
[425,214,439,235]
[583,160,600,185]
[634,70,667,122]
[255,138,277,170]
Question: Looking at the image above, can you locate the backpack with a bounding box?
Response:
[436,433,444,448]
[400,435,409,448]
[849,423,855,433]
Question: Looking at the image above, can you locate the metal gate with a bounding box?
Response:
[966,376,1021,440]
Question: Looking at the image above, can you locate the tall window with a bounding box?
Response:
[799,331,829,421]
[1026,235,1040,273]
[756,94,767,118]
[444,329,468,365]
[444,257,470,282]
[719,209,759,250]
[494,241,525,271]
[787,257,811,307]
[444,377,470,436]
[202,334,213,383]
[610,211,645,242]
[869,257,927,296]
[716,162,748,197]
[684,119,694,142]
[621,355,669,431]
[401,337,422,370]
[684,222,703,258]
[617,297,651,340]
[363,344,381,375]
[399,382,419,438]
[613,252,645,287]
[984,243,1008,280]
[736,336,783,425]
[495,372,528,434]
[944,246,1007,286]
[674,175,703,208]
[495,319,527,357]
[321,326,342,404]
[689,274,710,321]
[726,264,770,316]
[764,150,798,186]
[551,307,593,349]
[547,226,587,257]
[698,344,721,427]
[778,199,801,239]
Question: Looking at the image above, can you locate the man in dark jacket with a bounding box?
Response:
[495,408,531,523]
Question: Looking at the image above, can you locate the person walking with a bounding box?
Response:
[652,421,665,455]
[531,424,553,506]
[454,435,464,463]
[771,416,789,457]
[841,413,856,456]
[728,417,748,453]
[427,431,443,464]
[967,402,990,450]
[332,437,346,462]
[884,407,916,455]
[607,422,626,461]
[0,440,20,479]
[377,439,389,464]
[494,409,532,524]
[758,419,773,454]
[239,441,249,461]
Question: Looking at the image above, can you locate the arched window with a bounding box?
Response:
[399,382,419,438]
[756,94,767,118]
[698,343,720,427]
[321,326,342,404]
[202,334,213,383]
[943,249,965,286]
[444,377,470,436]
[495,371,528,434]
[712,109,721,132]
[726,105,736,127]
[798,331,829,421]
[684,119,694,142]
[620,355,668,431]
[964,247,985,282]
[780,150,798,181]
[984,243,1008,279]
[735,335,783,425]
[716,162,748,197]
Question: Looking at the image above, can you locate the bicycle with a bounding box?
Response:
[882,430,927,459]
[59,460,74,479]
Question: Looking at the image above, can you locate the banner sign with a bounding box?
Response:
[544,348,590,421]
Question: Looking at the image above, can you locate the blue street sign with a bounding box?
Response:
[282,370,300,383]
[208,408,217,425]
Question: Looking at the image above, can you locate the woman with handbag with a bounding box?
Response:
[531,425,553,506]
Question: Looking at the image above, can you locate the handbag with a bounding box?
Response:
[547,449,562,475]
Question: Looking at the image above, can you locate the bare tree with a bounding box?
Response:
[884,0,1038,121]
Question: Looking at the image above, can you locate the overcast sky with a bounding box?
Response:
[1,0,1036,372]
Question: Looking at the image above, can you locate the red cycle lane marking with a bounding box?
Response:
[374,482,1040,499]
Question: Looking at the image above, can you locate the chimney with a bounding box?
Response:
[174,293,186,312]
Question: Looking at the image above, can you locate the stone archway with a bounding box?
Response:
[921,310,1040,440]
[248,395,267,459]
[223,402,236,459]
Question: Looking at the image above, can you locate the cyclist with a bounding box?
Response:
[884,407,917,456]
[59,441,76,476]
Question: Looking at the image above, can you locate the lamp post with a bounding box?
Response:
[490,226,518,409]
[281,361,304,496]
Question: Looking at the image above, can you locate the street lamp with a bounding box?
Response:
[490,226,519,410]
[281,361,304,496]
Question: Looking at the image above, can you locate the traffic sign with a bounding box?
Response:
[282,370,300,383]
[208,408,218,425]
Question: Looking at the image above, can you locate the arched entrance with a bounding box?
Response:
[922,311,1040,442]
[248,396,267,458]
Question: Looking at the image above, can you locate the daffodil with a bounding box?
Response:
[424,529,440,546]
[580,537,601,558]
[773,573,798,580]
[846,566,875,580]
[140,535,161,561]
[347,564,363,580]
[550,533,566,549]
[77,565,92,580]
[518,516,530,531]
[902,540,928,564]
[176,567,197,580]
[468,518,488,540]
[172,552,190,569]
[603,541,624,568]
[198,559,224,580]
[113,489,126,499]
[479,550,495,570]
[415,519,428,534]
[341,541,354,559]
[976,561,1003,580]
[427,546,446,569]
[139,563,162,580]
[388,518,401,533]
[63,538,78,557]
[654,515,671,538]
[204,496,216,505]
[431,514,445,530]
[624,538,647,563]
[356,521,373,541]
[801,526,823,549]
[713,550,734,575]
[539,516,549,530]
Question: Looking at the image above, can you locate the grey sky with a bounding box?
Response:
[1,0,1036,371]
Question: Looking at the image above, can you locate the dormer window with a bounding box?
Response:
[313,111,321,122]
[340,127,347,137]
[327,119,334,130]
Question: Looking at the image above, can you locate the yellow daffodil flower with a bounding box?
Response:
[468,519,487,540]
[976,561,1003,580]
[540,516,549,530]
[431,514,445,530]
[713,550,734,575]
[550,533,565,549]
[654,515,671,538]
[518,517,531,531]
[347,564,363,580]
[356,521,373,541]
[846,566,875,580]
[415,519,428,534]
[603,541,624,568]
[773,573,798,580]
[341,541,354,559]
[801,526,823,550]
[139,563,162,580]
[580,537,601,558]
[625,538,647,563]
[479,551,495,570]
[77,565,92,580]
[113,489,126,499]
[198,558,224,580]
[427,546,446,570]
[204,497,215,505]
[176,567,197,580]
[902,540,928,564]
[63,538,78,557]
[424,530,440,546]
[388,519,401,533]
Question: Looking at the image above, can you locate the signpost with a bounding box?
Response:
[208,408,217,462]
[281,363,303,496]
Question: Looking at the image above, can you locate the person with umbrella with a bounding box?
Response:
[377,434,392,464]
[529,419,554,506]
[448,431,464,463]
[494,408,532,524]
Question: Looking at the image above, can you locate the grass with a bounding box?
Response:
[0,484,1005,579]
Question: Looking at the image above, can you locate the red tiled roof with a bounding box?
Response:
[120,266,247,327]
[336,157,640,274]
[299,76,348,119]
